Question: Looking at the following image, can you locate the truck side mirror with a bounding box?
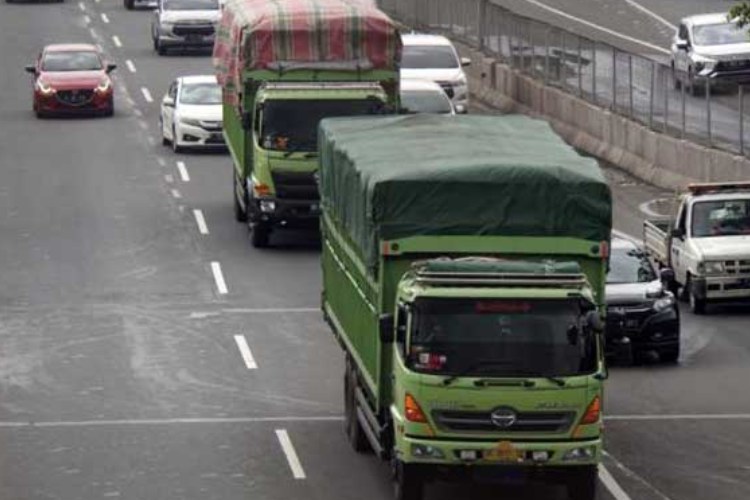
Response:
[675,39,689,50]
[660,267,676,285]
[379,313,394,343]
[670,227,684,239]
[585,310,603,334]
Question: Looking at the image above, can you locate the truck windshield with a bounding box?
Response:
[409,298,597,378]
[260,99,384,152]
[691,199,750,237]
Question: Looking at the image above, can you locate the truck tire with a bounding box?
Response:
[344,363,371,453]
[566,465,597,500]
[233,175,247,222]
[392,460,423,500]
[686,275,707,315]
[250,223,271,248]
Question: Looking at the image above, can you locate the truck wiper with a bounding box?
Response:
[510,369,567,387]
[442,360,513,386]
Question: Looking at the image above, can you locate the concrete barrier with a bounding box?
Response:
[455,44,750,191]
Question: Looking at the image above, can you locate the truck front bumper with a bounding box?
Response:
[399,434,601,468]
[248,197,320,229]
[692,275,750,301]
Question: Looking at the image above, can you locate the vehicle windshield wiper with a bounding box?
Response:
[509,369,567,387]
[282,142,315,158]
[442,360,513,386]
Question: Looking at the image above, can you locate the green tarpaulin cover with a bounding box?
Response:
[318,114,612,267]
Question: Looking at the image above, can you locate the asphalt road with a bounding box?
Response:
[0,2,749,500]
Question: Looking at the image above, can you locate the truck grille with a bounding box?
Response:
[56,89,94,106]
[271,171,319,200]
[173,24,214,37]
[724,260,750,274]
[433,409,575,433]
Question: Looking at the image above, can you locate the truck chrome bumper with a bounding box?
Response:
[248,197,320,228]
[693,275,750,300]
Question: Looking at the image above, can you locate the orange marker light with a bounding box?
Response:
[405,393,428,423]
[253,183,271,197]
[579,396,601,425]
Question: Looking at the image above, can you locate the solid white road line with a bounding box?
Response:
[599,465,633,500]
[622,0,677,30]
[606,413,750,421]
[176,161,190,182]
[141,87,153,103]
[112,35,122,48]
[518,0,670,54]
[275,430,306,479]
[211,261,228,294]
[101,13,110,23]
[193,209,209,235]
[126,59,136,73]
[170,188,182,199]
[0,416,343,428]
[233,335,258,369]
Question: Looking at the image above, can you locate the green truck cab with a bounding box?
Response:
[319,115,612,500]
[213,0,400,247]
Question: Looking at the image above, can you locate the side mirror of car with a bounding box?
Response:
[660,267,676,285]
[675,39,689,50]
[106,63,117,73]
[460,57,472,67]
[24,65,36,74]
[670,227,685,239]
[162,96,175,107]
[379,313,395,343]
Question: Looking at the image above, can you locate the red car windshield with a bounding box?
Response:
[42,51,102,72]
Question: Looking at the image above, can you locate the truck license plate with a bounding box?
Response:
[485,441,522,462]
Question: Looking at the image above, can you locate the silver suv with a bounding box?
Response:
[152,0,221,56]
[671,13,750,93]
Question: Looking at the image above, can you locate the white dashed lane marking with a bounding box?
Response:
[126,60,136,73]
[275,430,306,479]
[176,161,190,182]
[233,335,257,369]
[112,35,122,48]
[193,209,209,235]
[210,262,228,295]
[140,87,153,103]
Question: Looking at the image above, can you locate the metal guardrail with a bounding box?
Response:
[379,0,750,157]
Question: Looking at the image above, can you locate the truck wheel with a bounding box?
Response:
[392,460,423,500]
[686,275,707,314]
[566,465,597,500]
[344,364,371,453]
[233,175,247,222]
[250,223,270,248]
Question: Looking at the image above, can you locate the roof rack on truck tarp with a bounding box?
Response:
[318,114,612,270]
[213,0,401,104]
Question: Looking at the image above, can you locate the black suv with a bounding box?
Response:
[606,236,680,364]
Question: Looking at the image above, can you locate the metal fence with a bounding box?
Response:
[378,0,750,156]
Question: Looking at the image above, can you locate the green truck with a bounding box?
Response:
[319,115,612,500]
[213,0,401,247]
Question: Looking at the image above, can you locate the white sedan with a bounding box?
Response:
[160,75,224,152]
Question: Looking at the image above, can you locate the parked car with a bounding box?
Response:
[400,33,470,113]
[671,13,750,93]
[25,44,116,118]
[605,235,680,364]
[160,75,224,152]
[400,79,456,114]
[151,0,221,55]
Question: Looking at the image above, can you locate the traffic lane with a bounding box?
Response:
[489,0,673,55]
[604,420,750,500]
[0,422,326,500]
[626,0,738,25]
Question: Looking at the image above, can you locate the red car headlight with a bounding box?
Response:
[35,80,56,95]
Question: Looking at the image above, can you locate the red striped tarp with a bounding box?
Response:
[213,0,401,104]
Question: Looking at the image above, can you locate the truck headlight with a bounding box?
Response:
[563,446,596,461]
[699,261,725,275]
[411,444,444,459]
[693,59,716,75]
[259,200,276,213]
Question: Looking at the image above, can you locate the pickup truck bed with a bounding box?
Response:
[643,219,671,265]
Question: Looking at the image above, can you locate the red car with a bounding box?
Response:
[25,44,116,118]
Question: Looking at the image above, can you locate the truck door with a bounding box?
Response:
[671,201,688,283]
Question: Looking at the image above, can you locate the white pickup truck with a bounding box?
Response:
[643,182,750,314]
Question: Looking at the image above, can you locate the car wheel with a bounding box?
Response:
[660,345,680,364]
[686,274,707,314]
[172,126,182,153]
[233,174,248,222]
[250,222,271,248]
